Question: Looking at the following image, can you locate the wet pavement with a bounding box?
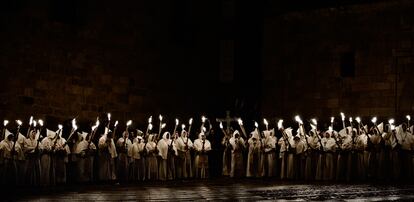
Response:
[6,179,414,201]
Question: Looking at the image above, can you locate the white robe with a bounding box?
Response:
[73,140,96,182]
[24,137,41,185]
[175,136,193,178]
[130,139,146,181]
[194,137,211,178]
[145,140,158,180]
[0,138,24,185]
[116,137,132,182]
[98,135,117,181]
[246,131,263,178]
[322,137,336,181]
[263,131,277,177]
[157,137,168,181]
[229,135,245,178]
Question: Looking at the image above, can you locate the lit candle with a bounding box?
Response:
[188,118,193,135]
[340,112,345,129]
[173,119,179,138]
[263,118,269,130]
[388,119,395,131]
[277,119,284,130]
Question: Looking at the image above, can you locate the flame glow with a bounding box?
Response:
[159,115,163,121]
[349,117,353,123]
[331,117,334,123]
[175,119,179,125]
[58,124,63,130]
[29,116,33,125]
[219,122,223,129]
[189,118,193,125]
[340,112,345,121]
[277,119,284,129]
[72,118,77,128]
[33,120,37,127]
[202,116,206,123]
[371,117,377,124]
[148,123,153,130]
[126,120,132,126]
[356,117,361,124]
[181,124,186,130]
[263,118,268,126]
[148,116,152,123]
[388,119,395,125]
[202,127,206,132]
[38,119,43,126]
[238,118,243,126]
[16,120,22,126]
[3,120,9,126]
[407,115,411,121]
[107,113,111,121]
[114,120,119,127]
[328,126,333,131]
[161,123,166,129]
[311,118,317,126]
[254,121,258,128]
[294,115,303,124]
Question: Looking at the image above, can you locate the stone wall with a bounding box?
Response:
[0,0,220,127]
[262,0,414,122]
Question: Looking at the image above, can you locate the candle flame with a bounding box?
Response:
[114,120,119,127]
[371,117,377,124]
[254,121,259,128]
[263,118,268,126]
[16,120,22,126]
[340,112,345,121]
[349,117,353,123]
[277,119,284,129]
[294,115,303,124]
[407,115,411,121]
[388,119,394,125]
[219,122,223,129]
[189,118,193,125]
[148,123,153,130]
[328,126,333,131]
[237,118,243,126]
[202,126,206,132]
[181,124,186,130]
[331,117,334,123]
[311,118,317,126]
[58,124,63,130]
[161,123,166,129]
[33,120,37,127]
[202,116,206,123]
[72,118,77,128]
[148,116,152,123]
[107,113,111,121]
[3,120,9,126]
[159,115,163,121]
[29,116,33,125]
[126,120,132,126]
[38,119,43,126]
[175,119,179,125]
[356,117,361,123]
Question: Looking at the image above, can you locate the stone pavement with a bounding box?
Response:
[7,179,414,201]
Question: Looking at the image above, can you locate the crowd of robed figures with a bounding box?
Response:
[1,113,414,187]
